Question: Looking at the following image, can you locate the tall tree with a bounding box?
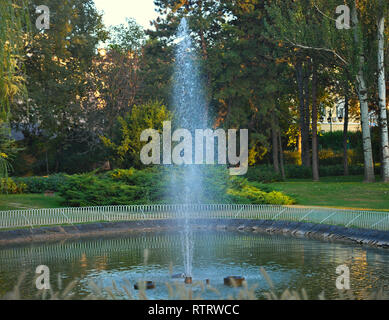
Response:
[311,60,319,181]
[11,0,107,172]
[99,18,146,132]
[376,0,389,182]
[343,84,350,176]
[351,1,375,182]
[0,0,30,177]
[151,0,227,122]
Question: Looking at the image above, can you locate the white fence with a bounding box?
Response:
[0,204,389,231]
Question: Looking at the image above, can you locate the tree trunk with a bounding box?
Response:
[278,131,286,180]
[271,111,280,174]
[311,61,319,181]
[377,13,389,182]
[352,3,375,183]
[343,89,350,176]
[303,64,311,168]
[46,150,50,176]
[296,61,310,167]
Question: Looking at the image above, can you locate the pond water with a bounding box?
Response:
[0,231,388,300]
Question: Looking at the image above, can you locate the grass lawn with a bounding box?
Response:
[0,194,64,211]
[0,175,388,212]
[269,175,389,211]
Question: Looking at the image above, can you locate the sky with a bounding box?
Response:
[94,0,160,30]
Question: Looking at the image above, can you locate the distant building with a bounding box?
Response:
[317,100,378,133]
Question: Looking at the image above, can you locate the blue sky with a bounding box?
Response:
[94,0,159,29]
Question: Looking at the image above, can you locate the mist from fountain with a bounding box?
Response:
[171,17,207,278]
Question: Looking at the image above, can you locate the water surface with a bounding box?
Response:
[0,231,388,299]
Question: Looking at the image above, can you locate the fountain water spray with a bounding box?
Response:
[171,18,207,280]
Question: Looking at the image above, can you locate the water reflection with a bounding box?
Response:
[0,231,388,299]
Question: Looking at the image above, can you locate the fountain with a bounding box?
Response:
[170,17,208,281]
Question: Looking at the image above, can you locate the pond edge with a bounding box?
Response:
[0,219,388,248]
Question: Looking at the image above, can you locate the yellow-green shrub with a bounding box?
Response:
[283,151,301,165]
[227,180,295,205]
[0,178,27,194]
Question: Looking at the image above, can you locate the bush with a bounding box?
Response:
[59,174,152,207]
[14,174,68,193]
[227,177,295,205]
[246,165,283,183]
[319,149,341,166]
[0,178,27,194]
[283,151,301,165]
[58,168,295,207]
[246,163,381,181]
[285,165,312,179]
[101,100,172,169]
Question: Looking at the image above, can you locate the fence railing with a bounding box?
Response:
[0,204,389,231]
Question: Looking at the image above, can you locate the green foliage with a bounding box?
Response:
[58,174,151,207]
[284,165,314,179]
[101,100,172,168]
[319,131,359,151]
[227,177,295,205]
[14,174,67,193]
[247,164,382,181]
[0,0,30,121]
[0,1,30,178]
[11,0,107,175]
[283,151,301,166]
[0,177,27,194]
[108,18,145,53]
[0,124,22,178]
[246,165,283,183]
[58,168,295,207]
[318,129,382,166]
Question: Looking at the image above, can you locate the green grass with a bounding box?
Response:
[269,175,389,211]
[1,175,389,212]
[0,194,64,211]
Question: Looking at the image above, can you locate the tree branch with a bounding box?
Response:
[284,38,349,65]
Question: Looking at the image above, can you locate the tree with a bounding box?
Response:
[151,0,227,121]
[87,48,142,138]
[311,60,319,181]
[0,0,30,177]
[351,1,375,182]
[108,18,145,53]
[376,0,389,182]
[265,0,381,182]
[11,0,107,173]
[101,100,172,168]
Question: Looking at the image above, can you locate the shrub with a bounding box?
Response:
[101,100,172,169]
[59,174,151,207]
[246,163,381,181]
[285,165,312,179]
[0,178,27,194]
[227,178,295,205]
[14,174,68,193]
[283,151,301,165]
[318,131,345,150]
[246,165,283,183]
[58,168,295,207]
[319,149,341,166]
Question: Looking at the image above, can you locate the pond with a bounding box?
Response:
[0,231,388,299]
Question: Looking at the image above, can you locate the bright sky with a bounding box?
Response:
[94,0,159,30]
